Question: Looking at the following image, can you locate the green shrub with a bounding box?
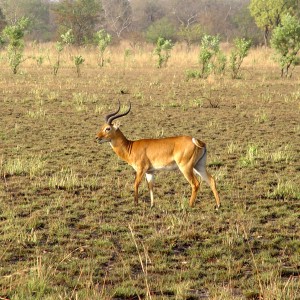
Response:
[198,34,220,78]
[271,13,300,78]
[146,17,176,43]
[185,69,202,80]
[154,37,174,68]
[177,24,203,51]
[2,17,30,74]
[74,55,85,77]
[229,37,251,79]
[214,51,227,75]
[95,29,111,67]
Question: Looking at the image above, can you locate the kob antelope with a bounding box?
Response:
[96,102,220,208]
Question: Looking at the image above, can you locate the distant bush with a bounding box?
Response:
[214,51,227,75]
[198,34,220,78]
[177,24,203,52]
[146,17,176,44]
[185,69,202,80]
[52,41,63,76]
[154,37,174,68]
[74,55,85,77]
[2,17,30,74]
[271,13,300,78]
[186,35,252,80]
[229,37,252,79]
[50,30,74,76]
[95,29,111,67]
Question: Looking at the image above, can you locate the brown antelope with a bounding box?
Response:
[96,101,220,209]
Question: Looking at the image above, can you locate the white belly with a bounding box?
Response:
[147,162,178,173]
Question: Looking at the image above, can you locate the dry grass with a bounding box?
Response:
[0,43,299,299]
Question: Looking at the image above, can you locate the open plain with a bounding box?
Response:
[0,44,299,299]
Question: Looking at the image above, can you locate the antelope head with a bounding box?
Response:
[96,101,131,144]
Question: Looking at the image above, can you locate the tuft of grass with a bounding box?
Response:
[190,97,204,107]
[49,168,100,191]
[133,91,144,100]
[185,69,201,80]
[72,92,87,112]
[3,155,46,178]
[239,144,259,167]
[18,256,53,298]
[269,145,293,163]
[27,107,47,119]
[49,168,81,190]
[227,141,241,155]
[47,91,60,101]
[268,180,300,200]
[95,104,105,114]
[254,109,269,124]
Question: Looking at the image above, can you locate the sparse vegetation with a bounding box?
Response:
[154,37,174,68]
[74,54,85,77]
[2,17,30,74]
[51,41,64,76]
[0,44,299,299]
[229,38,252,79]
[95,29,112,67]
[198,34,220,78]
[3,155,46,178]
[271,13,300,77]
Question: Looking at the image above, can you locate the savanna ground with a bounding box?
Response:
[0,43,299,300]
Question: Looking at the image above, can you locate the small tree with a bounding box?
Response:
[2,17,30,74]
[61,30,85,77]
[95,29,111,67]
[50,30,74,76]
[271,14,300,78]
[154,37,174,68]
[74,55,85,77]
[52,0,103,44]
[52,41,64,76]
[198,34,220,78]
[177,24,203,52]
[249,0,297,46]
[229,38,252,79]
[61,29,75,45]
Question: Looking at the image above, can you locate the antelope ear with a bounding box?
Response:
[113,121,121,129]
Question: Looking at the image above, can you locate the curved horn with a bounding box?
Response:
[107,102,131,125]
[105,100,121,123]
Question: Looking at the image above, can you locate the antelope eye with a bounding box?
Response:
[105,127,111,132]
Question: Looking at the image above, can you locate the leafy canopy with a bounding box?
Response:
[146,17,176,43]
[249,0,297,45]
[271,13,300,77]
[2,17,30,74]
[52,0,103,44]
[249,0,296,30]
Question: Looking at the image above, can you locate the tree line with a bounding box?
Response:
[1,0,300,78]
[0,0,298,46]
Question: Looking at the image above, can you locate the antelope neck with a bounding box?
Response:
[110,129,133,161]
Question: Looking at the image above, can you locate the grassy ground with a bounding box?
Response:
[0,44,299,299]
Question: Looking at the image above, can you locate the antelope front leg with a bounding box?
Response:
[146,173,155,207]
[134,170,145,204]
